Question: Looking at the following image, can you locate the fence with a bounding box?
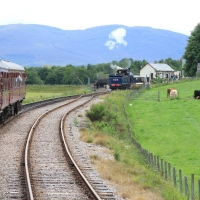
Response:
[124,88,200,200]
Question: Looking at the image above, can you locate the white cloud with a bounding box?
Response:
[105,28,127,50]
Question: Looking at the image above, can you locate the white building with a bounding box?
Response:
[140,63,175,80]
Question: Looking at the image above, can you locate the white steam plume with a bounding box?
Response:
[105,28,127,50]
[110,64,123,70]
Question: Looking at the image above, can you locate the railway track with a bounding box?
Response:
[0,91,121,199]
[25,95,116,199]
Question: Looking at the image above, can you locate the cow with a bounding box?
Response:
[170,89,178,99]
[194,90,200,98]
[167,87,175,98]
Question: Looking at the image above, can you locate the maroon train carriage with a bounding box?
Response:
[0,60,26,123]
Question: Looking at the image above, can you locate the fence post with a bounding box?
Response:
[173,167,176,187]
[157,156,160,171]
[158,91,160,101]
[161,159,164,177]
[179,170,183,193]
[168,163,171,182]
[150,153,154,168]
[165,161,168,180]
[191,174,195,200]
[154,155,157,171]
[184,176,189,199]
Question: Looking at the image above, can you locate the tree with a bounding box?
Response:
[183,23,200,76]
[37,67,51,82]
[25,68,43,84]
[158,58,181,71]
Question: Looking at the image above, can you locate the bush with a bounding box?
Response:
[86,103,106,122]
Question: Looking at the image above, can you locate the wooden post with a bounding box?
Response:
[165,161,167,180]
[158,91,160,101]
[151,153,154,167]
[191,174,195,200]
[184,176,189,199]
[173,167,176,187]
[179,170,183,193]
[157,156,160,171]
[168,163,171,182]
[154,155,157,171]
[161,159,164,177]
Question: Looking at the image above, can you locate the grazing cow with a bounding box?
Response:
[194,90,200,98]
[170,89,178,99]
[167,87,175,98]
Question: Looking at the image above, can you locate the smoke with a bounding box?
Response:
[110,64,123,74]
[110,64,123,70]
[105,28,127,50]
[124,58,131,68]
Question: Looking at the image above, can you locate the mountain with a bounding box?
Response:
[0,24,188,66]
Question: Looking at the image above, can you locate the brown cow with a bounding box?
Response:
[167,87,175,98]
[170,89,178,99]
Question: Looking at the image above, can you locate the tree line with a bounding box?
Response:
[25,58,182,85]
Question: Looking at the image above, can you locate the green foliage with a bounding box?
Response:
[74,117,78,126]
[25,67,43,84]
[183,23,200,76]
[86,104,106,122]
[25,58,182,85]
[114,151,120,161]
[158,58,182,71]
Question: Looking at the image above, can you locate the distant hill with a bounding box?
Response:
[0,24,188,66]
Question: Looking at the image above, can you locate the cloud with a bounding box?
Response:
[105,28,127,50]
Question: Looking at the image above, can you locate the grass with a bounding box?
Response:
[23,84,91,104]
[81,128,186,200]
[124,79,200,197]
[126,79,200,177]
[81,89,188,199]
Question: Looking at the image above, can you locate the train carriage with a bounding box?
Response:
[0,59,26,123]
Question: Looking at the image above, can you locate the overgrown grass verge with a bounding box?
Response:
[81,90,187,200]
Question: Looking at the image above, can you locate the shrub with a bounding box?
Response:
[114,151,120,161]
[86,103,106,122]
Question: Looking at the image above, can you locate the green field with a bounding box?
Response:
[23,85,91,104]
[126,79,200,182]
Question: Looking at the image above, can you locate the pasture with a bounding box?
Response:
[126,79,200,187]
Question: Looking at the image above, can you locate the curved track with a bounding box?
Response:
[24,94,116,199]
[25,96,96,199]
[0,91,121,199]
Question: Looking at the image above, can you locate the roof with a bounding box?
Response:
[148,63,174,71]
[0,60,25,72]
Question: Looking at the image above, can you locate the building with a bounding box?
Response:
[140,63,175,80]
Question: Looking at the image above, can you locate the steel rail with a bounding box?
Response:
[60,95,102,200]
[24,96,83,200]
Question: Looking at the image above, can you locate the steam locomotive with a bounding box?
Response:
[109,68,144,90]
[0,60,26,123]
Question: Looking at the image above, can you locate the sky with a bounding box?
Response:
[0,0,199,36]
